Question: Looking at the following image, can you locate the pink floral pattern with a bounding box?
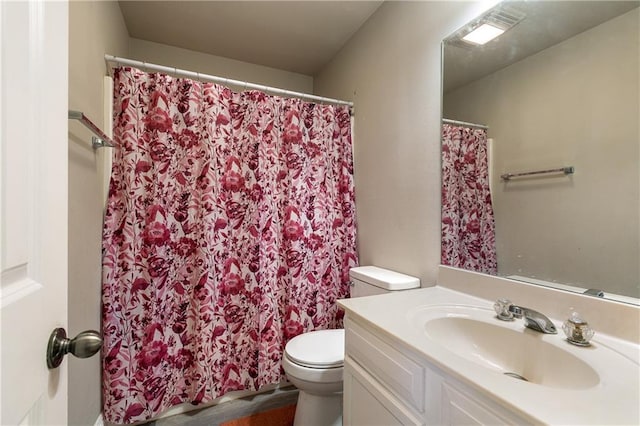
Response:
[441,124,497,274]
[102,67,358,424]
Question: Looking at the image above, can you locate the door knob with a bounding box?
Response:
[46,328,102,369]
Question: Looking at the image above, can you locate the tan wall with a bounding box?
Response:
[68,2,129,425]
[129,38,313,93]
[444,9,640,297]
[314,1,497,285]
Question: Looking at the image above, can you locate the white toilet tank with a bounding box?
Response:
[349,266,420,297]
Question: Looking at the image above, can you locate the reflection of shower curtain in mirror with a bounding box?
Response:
[441,124,497,274]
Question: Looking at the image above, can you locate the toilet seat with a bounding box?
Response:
[285,329,344,368]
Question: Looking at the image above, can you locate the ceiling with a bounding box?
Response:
[118,1,384,76]
[444,1,640,92]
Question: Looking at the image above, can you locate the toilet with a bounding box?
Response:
[282,266,420,426]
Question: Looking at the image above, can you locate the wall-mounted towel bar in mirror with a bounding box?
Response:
[500,166,575,181]
[68,110,115,148]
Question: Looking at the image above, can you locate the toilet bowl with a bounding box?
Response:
[282,266,420,426]
[283,329,344,426]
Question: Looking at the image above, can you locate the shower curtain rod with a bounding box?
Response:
[442,118,488,130]
[105,54,354,108]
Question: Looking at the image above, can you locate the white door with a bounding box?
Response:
[1,1,69,425]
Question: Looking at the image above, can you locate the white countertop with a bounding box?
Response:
[338,286,640,425]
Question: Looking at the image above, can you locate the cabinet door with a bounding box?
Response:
[344,357,423,426]
[345,372,404,426]
[345,319,425,414]
[441,382,531,426]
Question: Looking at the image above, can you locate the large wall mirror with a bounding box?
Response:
[441,1,639,304]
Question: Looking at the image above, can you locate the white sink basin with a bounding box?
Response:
[408,305,601,389]
[424,315,599,389]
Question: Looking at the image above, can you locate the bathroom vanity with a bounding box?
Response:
[338,269,640,425]
[343,315,531,425]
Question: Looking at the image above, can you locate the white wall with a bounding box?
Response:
[129,38,313,94]
[314,1,497,286]
[444,9,639,298]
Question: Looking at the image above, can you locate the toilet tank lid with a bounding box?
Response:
[349,266,420,290]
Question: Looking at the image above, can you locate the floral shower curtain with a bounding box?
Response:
[102,67,357,424]
[441,123,497,274]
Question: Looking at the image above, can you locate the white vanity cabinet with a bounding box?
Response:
[343,316,531,426]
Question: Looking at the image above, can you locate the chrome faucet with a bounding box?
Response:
[493,299,557,334]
